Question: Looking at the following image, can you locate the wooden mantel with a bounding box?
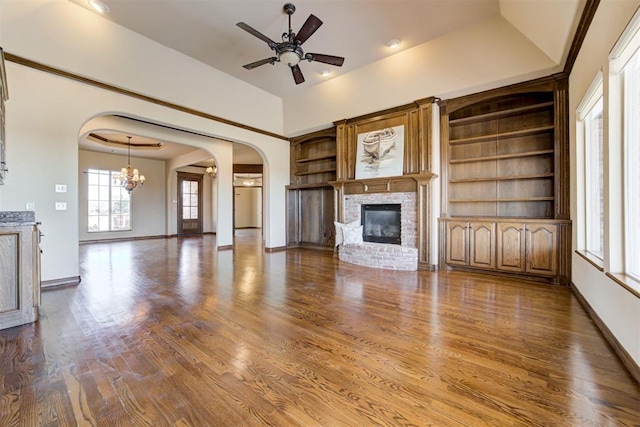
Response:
[330,173,436,196]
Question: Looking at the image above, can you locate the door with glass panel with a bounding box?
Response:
[177,172,203,236]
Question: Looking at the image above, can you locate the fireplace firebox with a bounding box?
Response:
[361,204,401,245]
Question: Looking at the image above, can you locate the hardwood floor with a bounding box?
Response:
[1,229,638,426]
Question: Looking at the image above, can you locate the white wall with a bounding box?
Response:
[2,0,284,135]
[234,187,262,228]
[0,7,290,282]
[78,150,166,241]
[569,0,640,369]
[283,15,558,135]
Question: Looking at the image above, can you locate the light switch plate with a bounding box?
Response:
[26,202,35,210]
[55,184,67,193]
[55,202,67,211]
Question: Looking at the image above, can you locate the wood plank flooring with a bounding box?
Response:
[1,229,639,426]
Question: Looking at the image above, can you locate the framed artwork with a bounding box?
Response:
[355,124,405,179]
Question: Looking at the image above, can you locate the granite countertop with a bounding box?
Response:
[0,211,38,226]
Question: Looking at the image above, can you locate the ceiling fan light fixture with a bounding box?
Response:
[88,0,109,14]
[279,50,301,67]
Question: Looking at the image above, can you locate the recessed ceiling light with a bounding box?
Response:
[387,39,401,49]
[319,69,331,77]
[88,0,109,14]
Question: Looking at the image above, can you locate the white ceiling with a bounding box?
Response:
[71,0,583,161]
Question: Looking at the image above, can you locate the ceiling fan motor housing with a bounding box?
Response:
[283,3,296,16]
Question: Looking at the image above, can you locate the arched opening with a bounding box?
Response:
[77,114,266,248]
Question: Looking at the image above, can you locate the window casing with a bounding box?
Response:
[87,169,131,232]
[584,97,604,259]
[623,52,640,280]
[577,73,604,262]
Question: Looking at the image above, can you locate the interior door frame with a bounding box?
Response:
[177,172,203,236]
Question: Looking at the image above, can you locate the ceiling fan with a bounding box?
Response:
[237,3,345,85]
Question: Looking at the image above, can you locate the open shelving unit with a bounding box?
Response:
[439,76,571,285]
[287,127,337,249]
[444,91,556,219]
[291,129,337,186]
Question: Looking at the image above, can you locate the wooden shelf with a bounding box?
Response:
[286,182,334,190]
[295,153,337,163]
[449,101,554,125]
[450,149,554,164]
[295,168,337,176]
[450,197,554,203]
[449,125,554,146]
[449,173,554,183]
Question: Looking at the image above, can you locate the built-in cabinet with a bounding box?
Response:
[443,219,563,280]
[0,214,41,330]
[439,75,571,285]
[287,128,337,249]
[444,221,496,269]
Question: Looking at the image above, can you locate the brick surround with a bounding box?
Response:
[339,192,418,271]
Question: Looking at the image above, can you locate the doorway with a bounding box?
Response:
[233,173,262,233]
[177,172,203,235]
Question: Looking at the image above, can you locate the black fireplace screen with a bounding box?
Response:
[361,204,401,245]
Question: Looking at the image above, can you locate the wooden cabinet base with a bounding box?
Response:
[440,218,570,286]
[0,223,41,330]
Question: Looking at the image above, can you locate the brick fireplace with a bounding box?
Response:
[332,174,436,271]
[341,192,418,270]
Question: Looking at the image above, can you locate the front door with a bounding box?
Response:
[177,172,203,236]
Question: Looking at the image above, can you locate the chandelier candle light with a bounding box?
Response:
[206,165,217,178]
[116,136,145,193]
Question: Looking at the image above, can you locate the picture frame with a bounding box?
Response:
[354,124,405,179]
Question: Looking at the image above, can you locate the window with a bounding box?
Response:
[87,169,131,232]
[577,74,604,260]
[623,52,640,280]
[585,97,604,258]
[182,180,199,220]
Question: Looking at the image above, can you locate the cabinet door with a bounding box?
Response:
[469,222,495,269]
[526,223,557,276]
[300,189,324,245]
[321,187,335,246]
[0,226,37,330]
[446,221,469,266]
[497,222,525,272]
[0,232,19,315]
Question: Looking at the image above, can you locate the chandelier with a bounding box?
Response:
[115,136,145,193]
[206,165,217,178]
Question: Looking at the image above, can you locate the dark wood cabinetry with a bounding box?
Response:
[439,75,570,285]
[287,128,337,249]
[443,218,565,282]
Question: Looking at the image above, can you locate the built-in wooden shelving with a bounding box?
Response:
[439,76,570,285]
[448,101,555,125]
[449,149,554,164]
[295,153,337,163]
[449,173,554,183]
[449,125,555,146]
[287,127,337,249]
